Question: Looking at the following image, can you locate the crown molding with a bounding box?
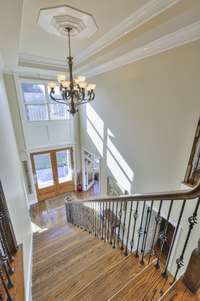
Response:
[18,0,180,70]
[79,21,200,78]
[75,0,181,64]
[19,53,66,69]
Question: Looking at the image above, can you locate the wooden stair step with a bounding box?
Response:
[33,228,88,264]
[70,254,144,301]
[32,232,98,280]
[33,223,75,247]
[34,248,125,301]
[109,262,173,301]
[32,239,112,298]
[161,280,199,301]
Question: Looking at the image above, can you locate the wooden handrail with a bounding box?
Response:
[66,179,200,204]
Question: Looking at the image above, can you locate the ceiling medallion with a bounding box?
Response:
[38,5,98,39]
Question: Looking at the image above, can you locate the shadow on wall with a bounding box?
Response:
[86,103,134,193]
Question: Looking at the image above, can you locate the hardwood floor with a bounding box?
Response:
[30,184,99,231]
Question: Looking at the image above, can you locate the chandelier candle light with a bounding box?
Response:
[48,27,96,115]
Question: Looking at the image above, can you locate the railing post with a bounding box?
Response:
[172,197,200,284]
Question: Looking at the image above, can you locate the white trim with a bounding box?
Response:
[76,0,181,64]
[19,53,66,69]
[79,21,200,78]
[26,231,33,301]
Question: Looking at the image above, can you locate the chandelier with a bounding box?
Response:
[48,27,96,115]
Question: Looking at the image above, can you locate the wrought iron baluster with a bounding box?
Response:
[135,201,146,257]
[172,197,200,284]
[117,201,123,247]
[99,202,102,239]
[113,201,119,249]
[155,200,173,269]
[104,202,108,243]
[162,199,186,278]
[109,202,115,245]
[141,201,154,264]
[92,202,95,236]
[94,203,97,237]
[130,201,139,253]
[107,202,111,242]
[98,202,101,238]
[0,269,13,301]
[101,202,104,240]
[121,201,128,250]
[140,205,151,264]
[125,201,133,256]
[148,200,163,264]
[0,235,14,275]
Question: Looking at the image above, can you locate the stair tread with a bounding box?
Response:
[33,247,126,301]
[33,223,76,247]
[33,228,89,264]
[32,240,112,296]
[161,280,199,301]
[32,231,98,280]
[110,263,173,301]
[70,254,144,301]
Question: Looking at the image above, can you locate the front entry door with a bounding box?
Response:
[31,148,74,201]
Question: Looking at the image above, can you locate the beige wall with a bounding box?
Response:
[0,73,32,300]
[80,40,200,195]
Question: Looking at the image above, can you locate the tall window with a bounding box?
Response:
[21,82,70,121]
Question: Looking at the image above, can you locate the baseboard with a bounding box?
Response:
[26,231,33,301]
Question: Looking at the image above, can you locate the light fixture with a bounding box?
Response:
[48,27,96,115]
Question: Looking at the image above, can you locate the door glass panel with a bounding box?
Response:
[33,153,54,189]
[56,150,72,183]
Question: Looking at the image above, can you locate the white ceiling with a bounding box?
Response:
[1,0,200,77]
[19,0,147,61]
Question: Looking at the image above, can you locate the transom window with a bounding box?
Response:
[21,82,70,121]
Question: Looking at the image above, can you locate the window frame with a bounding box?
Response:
[19,78,70,122]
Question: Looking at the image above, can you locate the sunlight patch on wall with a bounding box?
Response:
[86,118,103,156]
[86,104,104,138]
[107,129,134,182]
[106,149,131,193]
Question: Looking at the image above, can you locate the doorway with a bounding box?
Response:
[31,148,74,201]
[82,148,101,194]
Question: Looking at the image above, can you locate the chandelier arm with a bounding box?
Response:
[49,92,70,105]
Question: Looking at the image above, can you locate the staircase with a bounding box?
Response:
[32,182,200,301]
